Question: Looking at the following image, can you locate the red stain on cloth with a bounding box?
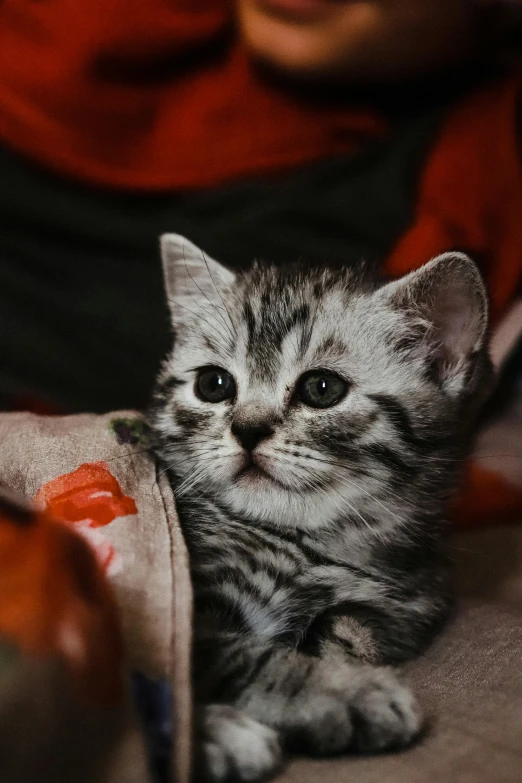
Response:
[34,462,137,527]
[34,462,138,576]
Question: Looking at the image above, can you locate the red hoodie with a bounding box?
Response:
[0,1,521,525]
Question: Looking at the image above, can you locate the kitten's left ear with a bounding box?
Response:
[381,252,489,382]
[160,234,236,321]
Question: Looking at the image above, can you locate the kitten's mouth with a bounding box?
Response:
[238,464,270,481]
[235,454,286,489]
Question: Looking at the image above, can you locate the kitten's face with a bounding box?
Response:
[151,236,490,532]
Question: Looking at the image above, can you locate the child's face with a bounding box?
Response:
[237,0,480,82]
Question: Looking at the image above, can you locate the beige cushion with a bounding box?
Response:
[0,411,193,783]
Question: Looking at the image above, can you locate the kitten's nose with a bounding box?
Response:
[231,420,274,452]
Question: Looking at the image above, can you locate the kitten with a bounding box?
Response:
[149,235,491,782]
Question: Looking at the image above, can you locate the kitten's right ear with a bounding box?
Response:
[379,252,489,393]
[160,234,236,321]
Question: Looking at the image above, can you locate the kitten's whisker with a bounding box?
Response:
[474,453,522,460]
[102,447,154,462]
[165,295,232,349]
[283,450,407,534]
[200,249,236,337]
[185,288,235,348]
[162,451,226,472]
[269,450,381,533]
[152,449,227,488]
[161,450,237,476]
[183,239,235,343]
[175,467,207,498]
[304,467,379,536]
[318,460,408,524]
[182,241,235,343]
[174,454,237,496]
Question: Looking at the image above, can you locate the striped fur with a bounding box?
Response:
[149,235,492,782]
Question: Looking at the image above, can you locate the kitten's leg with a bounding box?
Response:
[196,704,283,783]
[197,637,421,760]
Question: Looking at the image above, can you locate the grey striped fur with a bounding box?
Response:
[149,235,492,782]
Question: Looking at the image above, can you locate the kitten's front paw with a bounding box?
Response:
[289,666,421,756]
[348,668,421,753]
[200,704,283,783]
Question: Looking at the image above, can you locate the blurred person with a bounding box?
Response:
[0,0,520,413]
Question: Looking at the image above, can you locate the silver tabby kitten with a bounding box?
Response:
[149,234,491,782]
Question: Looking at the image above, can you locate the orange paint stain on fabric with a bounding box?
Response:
[34,461,137,527]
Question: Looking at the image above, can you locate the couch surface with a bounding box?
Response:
[277,524,522,783]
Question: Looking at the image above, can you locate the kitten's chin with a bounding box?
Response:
[223,482,304,527]
[221,478,338,530]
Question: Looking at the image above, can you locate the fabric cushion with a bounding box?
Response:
[0,411,193,783]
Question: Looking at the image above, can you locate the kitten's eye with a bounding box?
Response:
[196,367,236,403]
[297,371,348,409]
